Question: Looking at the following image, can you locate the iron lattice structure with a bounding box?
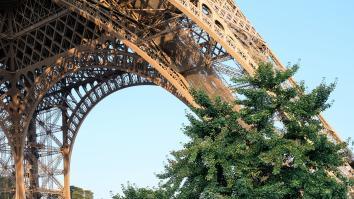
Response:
[0,0,352,198]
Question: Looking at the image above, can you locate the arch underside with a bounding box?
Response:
[0,67,166,197]
[0,0,350,198]
[0,0,243,139]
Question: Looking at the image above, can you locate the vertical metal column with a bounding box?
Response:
[14,132,25,199]
[62,99,71,199]
[62,146,71,199]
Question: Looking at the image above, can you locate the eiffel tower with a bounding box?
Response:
[0,0,352,198]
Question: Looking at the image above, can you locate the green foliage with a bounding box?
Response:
[114,63,352,199]
[112,184,168,199]
[71,186,94,199]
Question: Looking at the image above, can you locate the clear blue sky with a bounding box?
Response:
[71,1,354,198]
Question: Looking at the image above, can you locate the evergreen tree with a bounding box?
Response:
[112,184,168,199]
[114,63,353,199]
[71,186,94,199]
[230,63,351,198]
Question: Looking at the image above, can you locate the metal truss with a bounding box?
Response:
[0,128,14,199]
[0,0,352,198]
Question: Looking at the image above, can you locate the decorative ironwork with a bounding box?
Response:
[0,0,351,198]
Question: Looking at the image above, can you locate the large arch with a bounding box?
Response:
[0,33,194,197]
[0,67,179,198]
[32,71,159,198]
[18,37,194,155]
[18,49,188,197]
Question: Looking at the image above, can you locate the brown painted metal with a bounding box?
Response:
[0,0,351,198]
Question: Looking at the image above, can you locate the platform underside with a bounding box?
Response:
[0,0,21,9]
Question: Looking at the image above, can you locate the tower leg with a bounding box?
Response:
[62,146,71,199]
[62,98,71,199]
[14,147,25,199]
